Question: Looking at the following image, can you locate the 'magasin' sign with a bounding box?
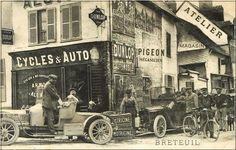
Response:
[176,1,228,45]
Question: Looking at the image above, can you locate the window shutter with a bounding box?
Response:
[47,8,56,42]
[164,75,168,87]
[28,11,38,44]
[71,4,80,38]
[61,6,70,40]
[170,76,174,87]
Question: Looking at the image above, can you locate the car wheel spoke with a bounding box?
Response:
[6,124,13,130]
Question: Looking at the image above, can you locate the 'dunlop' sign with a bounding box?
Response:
[176,1,228,45]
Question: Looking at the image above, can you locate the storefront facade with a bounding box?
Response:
[9,42,110,111]
[5,0,178,111]
[111,1,178,111]
[176,1,234,92]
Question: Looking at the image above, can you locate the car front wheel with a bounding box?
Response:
[0,118,20,145]
[88,119,113,145]
[153,115,167,138]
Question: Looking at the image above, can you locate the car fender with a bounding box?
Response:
[83,114,111,132]
[0,110,29,128]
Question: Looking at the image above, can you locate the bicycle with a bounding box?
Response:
[182,107,220,142]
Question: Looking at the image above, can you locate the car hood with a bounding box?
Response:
[145,106,165,112]
[1,109,27,115]
[145,100,173,112]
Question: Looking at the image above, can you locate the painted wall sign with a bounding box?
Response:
[176,1,228,45]
[112,41,135,74]
[1,29,13,45]
[10,43,102,70]
[89,7,107,26]
[112,0,135,37]
[178,42,205,50]
[23,0,61,9]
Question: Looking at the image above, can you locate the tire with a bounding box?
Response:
[0,118,20,145]
[204,120,220,142]
[88,119,113,145]
[153,115,167,138]
[183,116,197,137]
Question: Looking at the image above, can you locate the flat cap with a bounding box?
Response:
[126,89,132,94]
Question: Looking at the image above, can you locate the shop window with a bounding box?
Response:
[15,68,61,109]
[166,32,171,58]
[0,59,6,102]
[61,3,81,42]
[28,8,56,45]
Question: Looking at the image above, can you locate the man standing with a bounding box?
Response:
[120,89,139,131]
[42,74,61,133]
[185,87,199,113]
[214,87,228,131]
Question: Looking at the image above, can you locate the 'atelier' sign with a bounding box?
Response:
[176,1,228,45]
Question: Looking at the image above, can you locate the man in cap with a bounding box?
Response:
[120,89,139,131]
[185,87,199,113]
[42,74,61,134]
[213,87,228,131]
[199,88,215,137]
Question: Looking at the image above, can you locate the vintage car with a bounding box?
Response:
[0,100,130,145]
[137,95,186,138]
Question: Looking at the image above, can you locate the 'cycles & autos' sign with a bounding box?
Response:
[9,43,102,70]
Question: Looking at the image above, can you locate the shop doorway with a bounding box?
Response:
[65,65,89,112]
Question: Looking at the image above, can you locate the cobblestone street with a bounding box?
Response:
[1,130,235,149]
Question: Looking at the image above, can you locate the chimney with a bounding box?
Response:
[199,0,213,9]
[164,0,177,12]
[199,0,224,21]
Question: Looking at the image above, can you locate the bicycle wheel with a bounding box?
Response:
[204,120,220,142]
[183,116,197,137]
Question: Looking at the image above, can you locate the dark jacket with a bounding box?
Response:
[42,81,60,110]
[214,94,228,109]
[199,94,214,109]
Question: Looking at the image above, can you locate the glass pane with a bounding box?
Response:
[47,9,54,24]
[38,10,47,43]
[72,22,79,38]
[48,25,54,40]
[30,13,36,28]
[63,24,69,39]
[62,8,69,23]
[72,6,79,21]
[0,73,4,86]
[0,59,4,72]
[30,29,37,43]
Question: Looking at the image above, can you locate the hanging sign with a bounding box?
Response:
[176,1,228,45]
[1,29,13,45]
[89,7,107,26]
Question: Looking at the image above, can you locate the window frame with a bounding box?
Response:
[166,32,171,58]
[0,59,6,102]
[28,7,57,46]
[60,2,82,42]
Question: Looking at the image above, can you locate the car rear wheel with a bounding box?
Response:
[153,115,167,138]
[88,119,113,145]
[0,118,20,145]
